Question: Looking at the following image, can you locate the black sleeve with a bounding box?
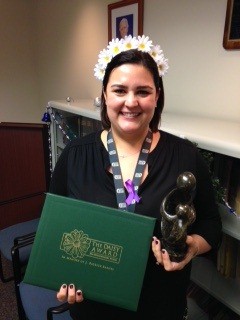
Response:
[49,142,71,196]
[189,151,222,249]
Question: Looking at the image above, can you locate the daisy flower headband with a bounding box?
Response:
[94,35,169,81]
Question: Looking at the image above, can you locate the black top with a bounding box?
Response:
[50,130,222,320]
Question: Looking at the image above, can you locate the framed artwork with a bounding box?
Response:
[223,0,240,49]
[108,0,144,41]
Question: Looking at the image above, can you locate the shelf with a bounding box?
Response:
[191,257,240,315]
[48,99,101,121]
[219,204,240,241]
[56,141,66,150]
[161,112,240,159]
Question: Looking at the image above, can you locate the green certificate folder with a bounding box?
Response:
[23,193,156,311]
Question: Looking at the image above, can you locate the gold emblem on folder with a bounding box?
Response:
[60,229,91,259]
[60,229,123,264]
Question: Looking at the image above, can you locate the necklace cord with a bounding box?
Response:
[107,130,153,212]
[118,149,140,158]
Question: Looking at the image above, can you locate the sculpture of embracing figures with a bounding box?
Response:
[160,172,196,262]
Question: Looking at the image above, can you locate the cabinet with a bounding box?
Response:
[0,122,50,229]
[47,99,240,315]
[48,99,101,168]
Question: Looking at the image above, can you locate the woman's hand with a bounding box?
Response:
[152,235,200,271]
[57,284,84,304]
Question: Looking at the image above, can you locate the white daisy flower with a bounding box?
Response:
[150,45,163,60]
[122,35,138,50]
[107,38,124,57]
[157,58,169,76]
[98,49,112,67]
[137,35,153,52]
[94,63,105,81]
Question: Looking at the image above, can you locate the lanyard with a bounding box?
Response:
[107,130,153,212]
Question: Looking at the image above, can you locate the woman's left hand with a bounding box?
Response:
[57,284,84,304]
[152,235,199,271]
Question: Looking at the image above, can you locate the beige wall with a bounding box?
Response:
[144,0,240,122]
[0,1,39,123]
[1,0,239,123]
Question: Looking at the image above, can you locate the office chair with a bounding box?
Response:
[19,282,71,320]
[0,218,39,282]
[12,236,71,320]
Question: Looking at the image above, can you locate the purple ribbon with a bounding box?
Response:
[125,179,141,206]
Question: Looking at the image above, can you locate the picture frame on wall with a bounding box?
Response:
[223,0,240,49]
[108,0,143,42]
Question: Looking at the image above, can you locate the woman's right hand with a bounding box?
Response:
[57,284,84,304]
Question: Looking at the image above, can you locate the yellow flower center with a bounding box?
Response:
[139,44,145,50]
[113,46,120,54]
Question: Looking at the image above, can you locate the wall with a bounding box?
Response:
[34,0,109,110]
[144,0,240,122]
[0,1,39,123]
[0,0,239,123]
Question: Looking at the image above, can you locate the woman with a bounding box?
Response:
[50,35,222,319]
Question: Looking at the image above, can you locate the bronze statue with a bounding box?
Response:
[160,172,196,262]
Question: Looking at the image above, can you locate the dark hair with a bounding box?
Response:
[100,49,165,132]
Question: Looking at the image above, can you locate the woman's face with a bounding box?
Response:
[104,64,159,136]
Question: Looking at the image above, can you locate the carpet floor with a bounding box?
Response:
[0,256,19,320]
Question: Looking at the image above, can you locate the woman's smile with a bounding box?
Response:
[120,112,141,118]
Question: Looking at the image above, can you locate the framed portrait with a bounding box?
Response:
[223,0,240,49]
[108,0,144,41]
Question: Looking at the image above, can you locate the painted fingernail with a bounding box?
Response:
[69,284,74,289]
[162,249,166,254]
[76,290,82,296]
[62,284,67,289]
